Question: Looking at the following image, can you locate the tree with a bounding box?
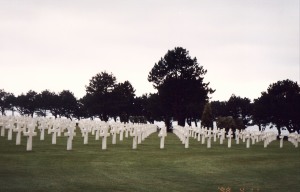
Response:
[86,71,116,95]
[73,98,88,120]
[216,116,236,131]
[0,89,16,115]
[133,93,164,124]
[16,90,38,117]
[148,47,214,130]
[58,90,78,119]
[85,71,117,121]
[4,93,16,116]
[49,93,62,118]
[201,103,213,128]
[226,94,252,126]
[111,81,135,122]
[211,101,228,119]
[252,93,271,130]
[253,79,300,134]
[35,90,56,117]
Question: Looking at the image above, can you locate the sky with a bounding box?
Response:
[0,0,299,101]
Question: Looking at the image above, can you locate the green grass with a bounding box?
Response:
[0,130,299,192]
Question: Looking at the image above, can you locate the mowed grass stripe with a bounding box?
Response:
[0,130,299,192]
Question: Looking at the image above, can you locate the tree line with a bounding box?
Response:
[1,47,299,135]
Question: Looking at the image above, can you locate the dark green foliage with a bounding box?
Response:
[129,116,147,123]
[86,71,116,95]
[85,72,136,121]
[0,89,16,115]
[211,95,252,129]
[226,94,252,126]
[211,100,228,119]
[148,47,214,128]
[35,90,55,117]
[15,90,38,117]
[133,94,164,124]
[216,116,245,133]
[112,81,135,123]
[85,72,117,121]
[201,102,213,128]
[253,79,300,134]
[58,90,78,119]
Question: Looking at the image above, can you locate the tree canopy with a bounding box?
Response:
[84,71,135,122]
[253,79,300,134]
[148,47,214,130]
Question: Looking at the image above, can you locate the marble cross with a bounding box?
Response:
[184,128,189,148]
[81,127,90,145]
[64,126,76,150]
[6,119,15,141]
[23,123,37,151]
[158,127,167,149]
[227,129,233,148]
[14,123,24,145]
[207,128,212,148]
[235,129,240,144]
[38,122,48,141]
[50,126,60,144]
[279,135,284,148]
[110,125,118,144]
[130,127,138,149]
[100,126,110,150]
[201,128,206,144]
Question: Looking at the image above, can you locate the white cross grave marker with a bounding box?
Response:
[227,129,233,148]
[158,127,167,149]
[245,132,251,148]
[235,129,240,144]
[201,128,206,144]
[100,126,110,150]
[23,123,37,151]
[50,126,60,144]
[279,135,284,148]
[130,127,138,149]
[82,127,90,144]
[6,119,15,141]
[14,123,24,145]
[38,122,48,141]
[64,126,76,150]
[110,125,118,144]
[207,128,212,148]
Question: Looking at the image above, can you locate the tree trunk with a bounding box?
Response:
[186,118,191,126]
[178,115,185,127]
[164,116,172,132]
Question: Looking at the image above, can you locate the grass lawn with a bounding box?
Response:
[0,129,299,192]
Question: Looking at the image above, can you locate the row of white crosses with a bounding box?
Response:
[287,132,300,148]
[1,116,160,151]
[0,116,77,151]
[130,124,157,149]
[76,120,158,150]
[236,130,278,148]
[173,122,300,149]
[174,125,230,149]
[1,116,299,150]
[173,125,191,148]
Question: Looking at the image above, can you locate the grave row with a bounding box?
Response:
[173,125,300,149]
[0,116,161,151]
[1,116,299,151]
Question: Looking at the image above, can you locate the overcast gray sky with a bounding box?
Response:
[0,0,299,101]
